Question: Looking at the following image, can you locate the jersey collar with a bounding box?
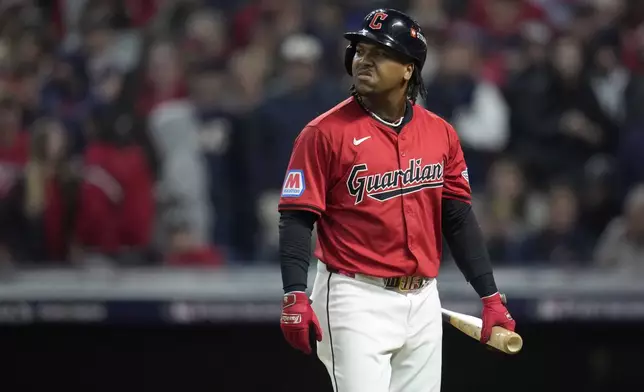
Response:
[353,95,415,133]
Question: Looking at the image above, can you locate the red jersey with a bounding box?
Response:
[278,97,471,278]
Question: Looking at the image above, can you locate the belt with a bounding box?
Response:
[326,266,433,292]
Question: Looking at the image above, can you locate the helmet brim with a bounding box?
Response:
[344,30,397,51]
[344,30,416,64]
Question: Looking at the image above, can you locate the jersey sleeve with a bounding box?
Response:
[443,123,472,203]
[278,126,332,216]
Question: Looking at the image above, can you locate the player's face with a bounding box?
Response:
[352,42,414,97]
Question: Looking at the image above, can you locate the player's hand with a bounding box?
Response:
[480,292,515,344]
[280,291,322,354]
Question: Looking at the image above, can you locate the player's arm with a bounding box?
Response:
[441,123,515,343]
[277,125,332,291]
[279,209,317,293]
[277,125,332,354]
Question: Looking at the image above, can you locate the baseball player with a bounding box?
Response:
[277,8,516,392]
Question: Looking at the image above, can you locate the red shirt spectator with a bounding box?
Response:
[75,142,154,254]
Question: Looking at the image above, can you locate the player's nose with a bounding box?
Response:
[355,54,375,69]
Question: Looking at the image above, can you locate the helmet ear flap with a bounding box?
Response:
[345,44,356,76]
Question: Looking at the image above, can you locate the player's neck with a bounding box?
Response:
[359,93,407,123]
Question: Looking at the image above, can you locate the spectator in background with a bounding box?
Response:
[74,105,154,265]
[182,8,229,67]
[424,38,510,191]
[189,60,258,261]
[40,53,91,154]
[13,27,49,68]
[466,0,546,82]
[407,0,449,32]
[504,19,551,148]
[21,118,80,262]
[80,5,127,89]
[566,3,599,48]
[467,0,545,41]
[232,0,304,48]
[136,39,188,117]
[310,2,346,77]
[592,0,626,33]
[253,33,342,261]
[594,184,644,271]
[513,182,593,265]
[149,100,216,265]
[406,0,452,85]
[12,64,45,128]
[577,155,621,241]
[507,35,616,188]
[0,98,29,263]
[227,25,273,112]
[475,157,532,264]
[589,30,630,131]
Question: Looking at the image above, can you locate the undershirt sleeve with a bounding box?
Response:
[279,209,318,293]
[442,198,498,297]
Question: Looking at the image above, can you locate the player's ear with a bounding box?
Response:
[404,64,414,82]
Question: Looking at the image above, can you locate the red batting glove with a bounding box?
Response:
[480,292,516,344]
[280,291,322,354]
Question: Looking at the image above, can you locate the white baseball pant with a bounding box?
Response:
[310,260,442,392]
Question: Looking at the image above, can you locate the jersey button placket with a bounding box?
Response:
[399,134,407,159]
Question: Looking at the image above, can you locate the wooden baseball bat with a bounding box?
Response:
[441,307,523,355]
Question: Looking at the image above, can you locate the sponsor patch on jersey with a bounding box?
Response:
[462,169,469,183]
[281,170,305,197]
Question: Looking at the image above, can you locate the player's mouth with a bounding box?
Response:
[356,68,374,81]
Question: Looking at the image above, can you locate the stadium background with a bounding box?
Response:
[0,0,643,391]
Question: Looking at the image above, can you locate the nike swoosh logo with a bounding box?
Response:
[353,136,371,146]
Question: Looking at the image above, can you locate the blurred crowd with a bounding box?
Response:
[0,0,642,270]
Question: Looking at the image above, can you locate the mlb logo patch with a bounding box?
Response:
[461,169,469,183]
[281,170,305,197]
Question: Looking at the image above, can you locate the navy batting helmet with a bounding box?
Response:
[343,9,427,76]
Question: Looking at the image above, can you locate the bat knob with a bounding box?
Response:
[500,293,507,305]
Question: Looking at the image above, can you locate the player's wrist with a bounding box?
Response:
[284,290,307,295]
[470,273,498,298]
[282,291,310,305]
[481,291,501,304]
[283,285,307,294]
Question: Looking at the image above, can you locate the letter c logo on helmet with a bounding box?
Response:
[368,12,388,30]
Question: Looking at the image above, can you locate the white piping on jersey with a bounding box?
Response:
[369,111,404,127]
